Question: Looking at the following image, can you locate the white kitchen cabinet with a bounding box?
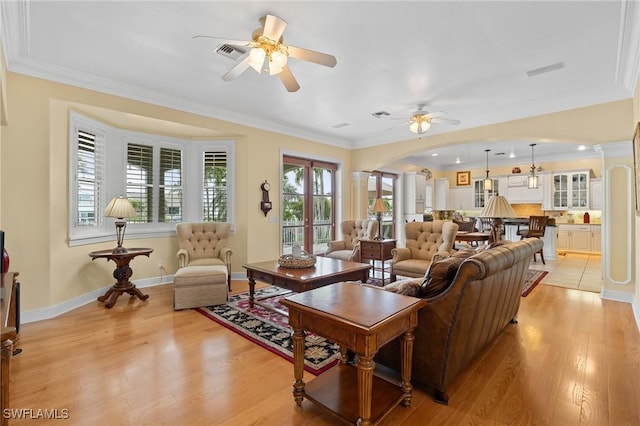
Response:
[503,222,557,260]
[557,224,598,252]
[506,175,543,204]
[590,226,601,253]
[552,171,590,209]
[590,178,602,210]
[541,173,554,210]
[448,187,473,210]
[433,178,449,210]
[403,172,427,214]
[472,178,499,208]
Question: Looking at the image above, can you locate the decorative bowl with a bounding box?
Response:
[278,252,316,269]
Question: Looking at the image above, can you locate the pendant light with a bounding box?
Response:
[484,149,493,191]
[528,143,538,189]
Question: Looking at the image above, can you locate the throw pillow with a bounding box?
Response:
[384,279,423,297]
[421,249,475,298]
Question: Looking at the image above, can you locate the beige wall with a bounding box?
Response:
[2,72,352,310]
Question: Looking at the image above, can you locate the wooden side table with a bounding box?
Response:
[359,239,396,285]
[282,282,426,426]
[89,248,153,308]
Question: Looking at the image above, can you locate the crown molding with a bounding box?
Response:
[616,0,640,92]
[594,140,633,158]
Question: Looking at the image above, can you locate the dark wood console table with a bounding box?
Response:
[89,248,153,308]
[282,282,426,425]
[1,272,19,426]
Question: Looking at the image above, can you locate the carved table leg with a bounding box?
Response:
[291,326,306,406]
[400,329,416,407]
[248,275,256,308]
[356,354,374,426]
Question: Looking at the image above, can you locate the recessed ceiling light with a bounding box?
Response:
[509,152,515,158]
[431,153,438,157]
[578,145,586,151]
[455,156,461,164]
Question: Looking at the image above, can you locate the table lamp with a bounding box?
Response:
[104,196,136,253]
[479,195,516,243]
[371,198,389,240]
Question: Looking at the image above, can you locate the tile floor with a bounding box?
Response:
[528,251,602,293]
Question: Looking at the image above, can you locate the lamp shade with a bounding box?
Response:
[479,195,516,218]
[371,198,389,213]
[104,196,136,219]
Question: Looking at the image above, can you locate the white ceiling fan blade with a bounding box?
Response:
[287,45,337,68]
[424,111,446,119]
[430,117,461,125]
[222,54,252,81]
[279,65,300,92]
[192,35,252,47]
[263,14,287,41]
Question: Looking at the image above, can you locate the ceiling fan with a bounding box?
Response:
[194,14,337,92]
[406,104,461,135]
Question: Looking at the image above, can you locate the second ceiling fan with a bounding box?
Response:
[195,14,337,92]
[407,104,461,135]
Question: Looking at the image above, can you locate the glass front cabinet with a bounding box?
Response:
[552,171,589,209]
[473,178,499,208]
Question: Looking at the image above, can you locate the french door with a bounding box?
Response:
[367,171,397,239]
[282,156,337,255]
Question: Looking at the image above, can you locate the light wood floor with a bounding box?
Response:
[7,278,640,425]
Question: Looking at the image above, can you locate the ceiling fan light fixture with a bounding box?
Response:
[248,47,266,73]
[409,114,431,134]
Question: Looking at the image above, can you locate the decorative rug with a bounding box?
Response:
[522,269,548,297]
[195,286,341,375]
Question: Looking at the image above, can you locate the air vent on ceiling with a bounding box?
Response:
[333,122,351,128]
[371,111,390,118]
[216,44,247,60]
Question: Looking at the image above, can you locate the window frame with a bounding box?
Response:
[68,112,235,246]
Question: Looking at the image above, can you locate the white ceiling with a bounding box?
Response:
[1,1,638,170]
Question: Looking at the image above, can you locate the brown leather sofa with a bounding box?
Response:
[375,237,544,404]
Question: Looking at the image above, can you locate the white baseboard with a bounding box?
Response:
[21,274,175,324]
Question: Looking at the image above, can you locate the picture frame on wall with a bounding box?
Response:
[456,171,471,186]
[633,122,640,216]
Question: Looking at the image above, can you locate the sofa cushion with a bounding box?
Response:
[421,249,476,298]
[384,278,423,297]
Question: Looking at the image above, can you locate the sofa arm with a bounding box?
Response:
[177,248,189,268]
[326,240,347,254]
[391,247,411,263]
[219,246,233,271]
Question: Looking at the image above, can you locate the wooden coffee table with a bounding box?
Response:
[281,282,426,426]
[243,256,371,314]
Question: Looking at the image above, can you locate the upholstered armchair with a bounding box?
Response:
[176,222,233,289]
[324,219,378,261]
[390,220,458,281]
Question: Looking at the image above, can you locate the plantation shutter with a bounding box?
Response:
[76,129,104,227]
[127,143,154,223]
[203,150,228,221]
[159,147,183,223]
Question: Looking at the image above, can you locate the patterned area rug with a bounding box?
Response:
[196,286,341,375]
[522,269,548,297]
